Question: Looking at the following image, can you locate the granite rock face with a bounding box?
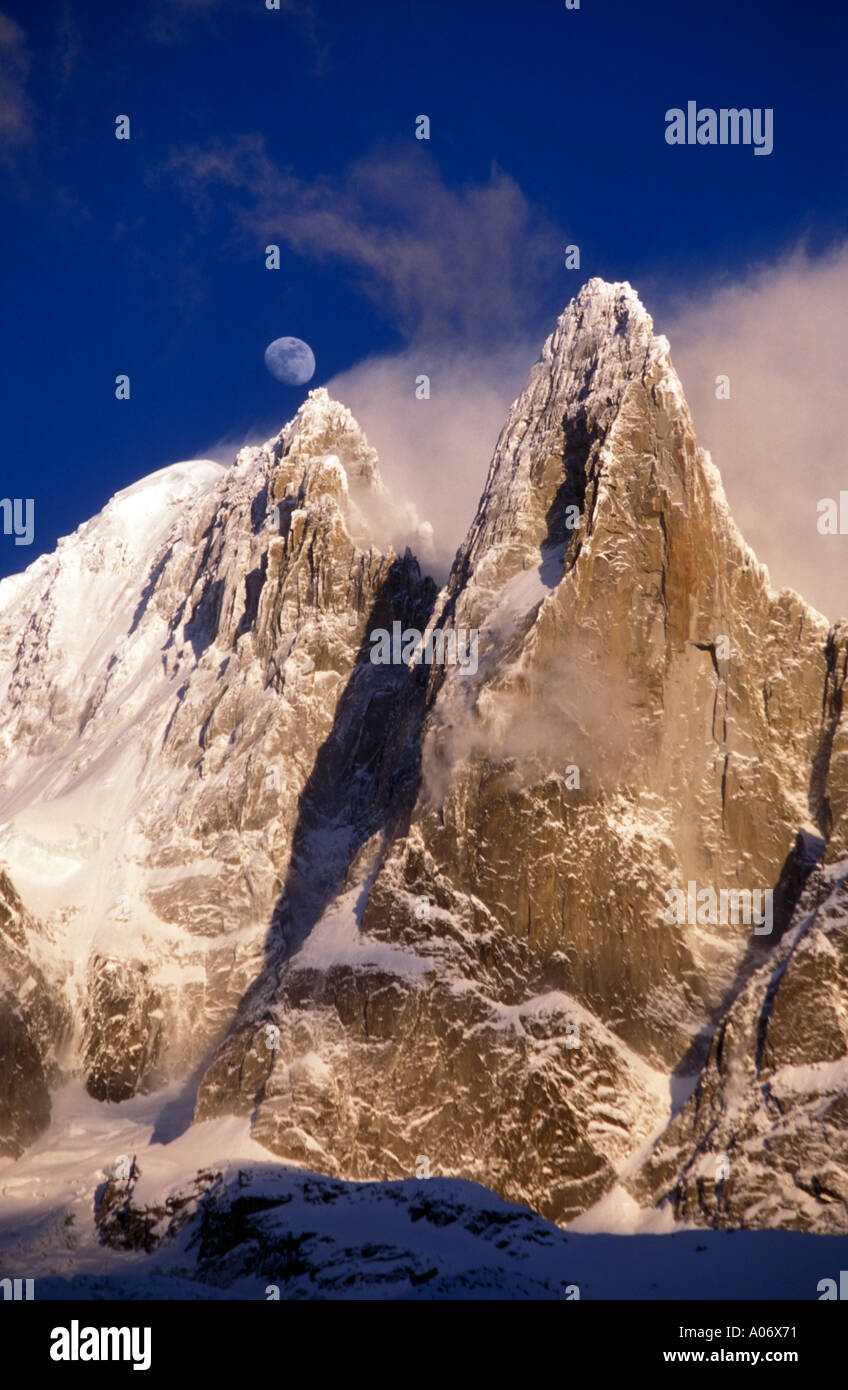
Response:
[628,676,848,1232]
[1,280,846,1231]
[195,282,848,1227]
[0,870,68,1155]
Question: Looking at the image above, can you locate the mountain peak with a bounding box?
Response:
[1,281,846,1247]
[450,279,685,607]
[557,277,656,346]
[272,386,383,497]
[571,274,649,312]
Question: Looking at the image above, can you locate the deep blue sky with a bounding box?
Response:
[1,0,846,578]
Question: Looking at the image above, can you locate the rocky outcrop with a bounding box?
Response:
[94,1162,579,1298]
[0,870,69,1155]
[627,651,848,1231]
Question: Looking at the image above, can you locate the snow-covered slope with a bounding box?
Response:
[0,395,433,1117]
[2,1079,844,1299]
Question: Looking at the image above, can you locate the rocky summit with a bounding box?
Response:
[1,280,846,1247]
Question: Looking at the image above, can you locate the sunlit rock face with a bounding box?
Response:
[195,282,846,1227]
[0,393,434,1109]
[629,723,848,1233]
[1,281,846,1231]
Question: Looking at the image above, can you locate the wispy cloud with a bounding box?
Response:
[147,0,326,66]
[168,139,565,574]
[168,135,847,621]
[54,5,82,88]
[166,139,563,343]
[147,0,230,44]
[325,344,534,581]
[664,242,848,622]
[0,12,34,157]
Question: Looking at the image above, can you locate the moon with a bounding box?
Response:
[264,336,316,386]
